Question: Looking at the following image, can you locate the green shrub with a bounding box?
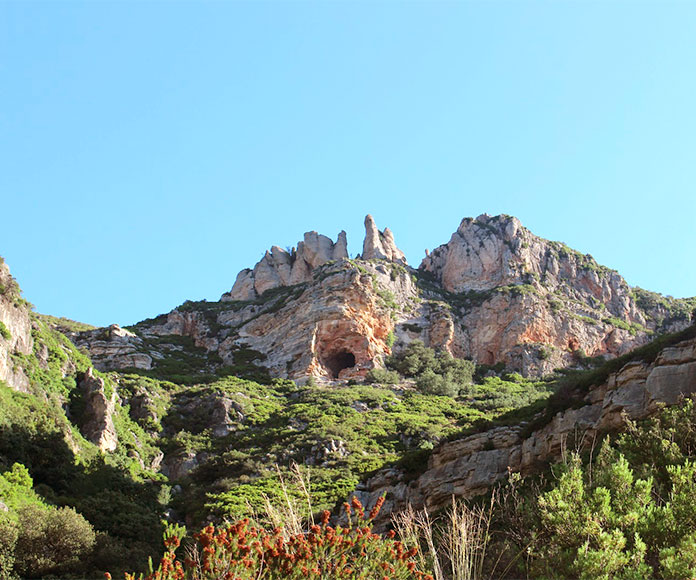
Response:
[365,368,400,385]
[386,341,474,396]
[0,514,18,580]
[0,321,10,341]
[14,504,96,578]
[415,369,458,397]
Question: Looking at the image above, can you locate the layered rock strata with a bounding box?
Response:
[352,334,696,523]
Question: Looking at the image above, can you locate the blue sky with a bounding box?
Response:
[1,1,695,327]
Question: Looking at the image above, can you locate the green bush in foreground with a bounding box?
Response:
[491,397,696,579]
[0,462,96,579]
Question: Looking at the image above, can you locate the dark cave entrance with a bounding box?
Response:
[324,350,356,378]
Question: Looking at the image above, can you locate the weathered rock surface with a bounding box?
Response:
[73,214,694,381]
[223,230,349,301]
[71,324,153,372]
[229,260,418,380]
[79,367,118,452]
[362,215,407,264]
[0,260,33,392]
[356,335,696,523]
[419,214,693,374]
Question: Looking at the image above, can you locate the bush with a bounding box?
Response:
[14,504,96,578]
[0,321,10,341]
[122,498,431,580]
[365,368,400,385]
[0,514,19,580]
[386,340,474,391]
[415,369,458,397]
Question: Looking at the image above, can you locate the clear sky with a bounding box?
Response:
[1,1,695,327]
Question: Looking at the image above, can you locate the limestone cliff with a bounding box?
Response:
[418,214,694,374]
[0,259,33,392]
[73,214,694,381]
[223,230,348,301]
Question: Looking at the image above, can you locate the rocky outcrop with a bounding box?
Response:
[223,231,349,301]
[354,333,696,522]
[79,367,118,452]
[73,214,694,381]
[227,260,419,380]
[224,215,407,303]
[362,215,407,264]
[0,260,33,392]
[71,324,153,371]
[418,214,693,374]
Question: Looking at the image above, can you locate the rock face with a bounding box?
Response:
[225,260,418,380]
[79,367,118,452]
[71,324,153,371]
[0,260,33,392]
[223,230,349,301]
[73,214,694,381]
[355,333,696,523]
[418,214,693,374]
[362,215,407,264]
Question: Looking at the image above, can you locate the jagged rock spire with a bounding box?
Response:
[361,215,407,264]
[223,230,349,301]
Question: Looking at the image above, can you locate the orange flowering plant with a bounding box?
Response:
[119,496,433,580]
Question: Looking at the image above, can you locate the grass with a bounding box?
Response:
[36,313,96,333]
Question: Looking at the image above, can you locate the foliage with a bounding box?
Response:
[489,398,696,579]
[0,513,19,580]
[14,504,96,578]
[631,287,696,326]
[36,313,96,333]
[365,368,400,385]
[0,321,10,341]
[601,316,647,336]
[170,380,498,524]
[0,462,97,578]
[386,341,474,396]
[124,499,431,580]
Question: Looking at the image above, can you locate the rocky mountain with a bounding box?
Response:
[1,215,696,577]
[72,213,694,380]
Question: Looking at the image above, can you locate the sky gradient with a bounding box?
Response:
[2,1,695,327]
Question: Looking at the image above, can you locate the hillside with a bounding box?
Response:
[0,216,695,578]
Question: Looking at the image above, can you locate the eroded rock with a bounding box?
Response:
[362,215,407,264]
[79,367,118,452]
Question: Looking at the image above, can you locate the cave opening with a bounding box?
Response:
[324,350,356,378]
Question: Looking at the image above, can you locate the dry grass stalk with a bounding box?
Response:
[392,504,445,580]
[392,495,494,580]
[258,463,314,538]
[445,495,494,580]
